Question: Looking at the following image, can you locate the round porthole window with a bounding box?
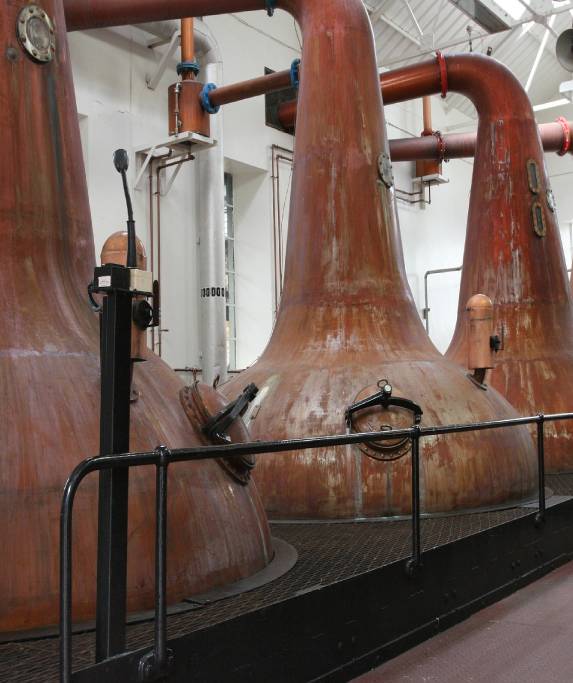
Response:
[17,5,56,63]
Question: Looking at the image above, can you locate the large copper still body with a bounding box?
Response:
[443,59,573,473]
[0,0,273,634]
[219,41,539,517]
[63,0,539,519]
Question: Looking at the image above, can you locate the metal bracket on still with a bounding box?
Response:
[203,383,259,442]
[345,381,423,429]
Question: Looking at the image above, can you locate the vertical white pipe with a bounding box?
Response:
[195,21,228,385]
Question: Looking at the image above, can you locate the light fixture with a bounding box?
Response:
[451,0,513,33]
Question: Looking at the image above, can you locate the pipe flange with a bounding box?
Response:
[433,130,447,162]
[177,60,200,77]
[200,82,220,114]
[436,50,448,99]
[378,152,394,188]
[17,5,56,64]
[556,116,571,156]
[290,58,301,88]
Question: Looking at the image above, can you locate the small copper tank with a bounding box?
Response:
[466,294,495,372]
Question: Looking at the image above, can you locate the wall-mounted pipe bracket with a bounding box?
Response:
[133,131,215,192]
[146,29,180,91]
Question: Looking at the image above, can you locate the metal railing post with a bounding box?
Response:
[535,413,546,526]
[406,425,422,576]
[60,488,74,683]
[138,446,174,681]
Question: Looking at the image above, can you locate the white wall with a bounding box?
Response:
[69,11,298,371]
[386,97,475,354]
[69,16,572,373]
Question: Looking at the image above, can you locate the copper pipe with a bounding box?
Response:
[181,17,195,80]
[64,0,264,30]
[277,98,297,129]
[277,67,438,128]
[388,122,573,161]
[278,77,573,159]
[421,96,432,136]
[209,69,292,107]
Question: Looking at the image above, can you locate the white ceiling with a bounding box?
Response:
[364,0,573,120]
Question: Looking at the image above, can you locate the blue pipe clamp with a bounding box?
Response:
[177,61,200,77]
[200,83,220,114]
[290,59,301,89]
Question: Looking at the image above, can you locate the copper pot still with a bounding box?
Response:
[220,14,539,518]
[61,1,536,518]
[0,0,274,635]
[444,61,573,474]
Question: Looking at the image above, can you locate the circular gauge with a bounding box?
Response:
[17,5,56,64]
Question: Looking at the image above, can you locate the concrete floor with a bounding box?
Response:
[354,561,573,682]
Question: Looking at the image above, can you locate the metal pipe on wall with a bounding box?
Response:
[423,266,462,334]
[271,145,294,314]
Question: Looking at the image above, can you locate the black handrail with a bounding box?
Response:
[60,411,573,682]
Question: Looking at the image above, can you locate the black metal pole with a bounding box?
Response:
[138,446,173,681]
[406,425,422,576]
[60,484,75,683]
[536,414,546,526]
[95,287,133,660]
[155,447,169,669]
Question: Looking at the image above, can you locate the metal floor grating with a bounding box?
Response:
[3,480,572,682]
